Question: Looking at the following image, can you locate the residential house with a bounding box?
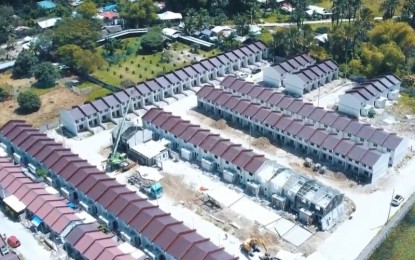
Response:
[338,74,401,117]
[60,41,269,136]
[0,121,237,260]
[263,54,315,87]
[219,76,408,167]
[197,85,404,183]
[141,108,344,230]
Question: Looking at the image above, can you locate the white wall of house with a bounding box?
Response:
[338,94,362,117]
[390,138,410,166]
[60,111,79,136]
[263,67,283,87]
[284,74,307,96]
[370,152,391,182]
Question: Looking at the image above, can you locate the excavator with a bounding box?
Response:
[240,238,274,259]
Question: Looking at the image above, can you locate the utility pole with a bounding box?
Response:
[386,188,395,224]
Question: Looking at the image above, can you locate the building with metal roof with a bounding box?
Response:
[197,85,397,183]
[263,54,315,87]
[0,121,237,260]
[60,42,268,136]
[338,74,401,117]
[283,60,339,96]
[220,77,409,168]
[141,109,343,230]
[0,157,139,260]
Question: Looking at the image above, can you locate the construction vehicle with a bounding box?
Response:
[106,95,133,172]
[241,238,269,258]
[127,170,163,199]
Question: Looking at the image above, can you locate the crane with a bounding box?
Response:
[240,238,268,257]
[106,92,134,171]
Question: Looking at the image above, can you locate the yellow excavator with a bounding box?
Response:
[241,238,272,259]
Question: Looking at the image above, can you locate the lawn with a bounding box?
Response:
[262,11,291,23]
[93,38,220,87]
[317,0,404,17]
[370,206,415,260]
[391,93,415,115]
[77,82,112,102]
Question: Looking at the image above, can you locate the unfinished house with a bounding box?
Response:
[60,41,269,136]
[219,77,409,167]
[263,54,315,87]
[141,108,343,230]
[0,120,237,260]
[0,157,142,260]
[197,85,399,183]
[255,161,343,230]
[338,74,401,117]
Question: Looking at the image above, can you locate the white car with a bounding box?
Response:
[391,194,404,206]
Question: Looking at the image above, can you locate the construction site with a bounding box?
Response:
[1,47,415,260]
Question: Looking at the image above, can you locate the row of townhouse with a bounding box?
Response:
[141,108,344,230]
[263,54,316,87]
[338,74,401,117]
[60,42,269,136]
[0,157,141,260]
[283,60,339,96]
[0,121,237,260]
[220,76,409,167]
[196,85,392,183]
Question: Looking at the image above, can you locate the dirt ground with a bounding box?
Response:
[0,85,85,127]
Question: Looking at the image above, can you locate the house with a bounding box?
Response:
[37,17,62,29]
[338,74,401,117]
[0,121,237,260]
[141,108,344,230]
[111,123,153,152]
[37,0,56,9]
[197,85,392,183]
[284,60,339,96]
[129,139,170,167]
[0,158,141,260]
[263,54,315,87]
[157,11,182,22]
[306,5,332,19]
[60,41,269,136]
[218,77,409,168]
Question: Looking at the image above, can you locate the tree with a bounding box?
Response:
[32,30,54,60]
[33,62,60,88]
[12,50,38,78]
[76,0,97,19]
[190,43,200,54]
[0,86,11,102]
[17,91,41,113]
[380,0,399,20]
[291,0,309,30]
[360,42,405,75]
[0,17,13,44]
[52,18,101,50]
[58,44,105,74]
[402,0,415,27]
[120,0,157,28]
[140,27,164,52]
[160,50,172,63]
[103,38,122,56]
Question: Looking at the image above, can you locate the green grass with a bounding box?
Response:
[262,11,291,23]
[77,82,112,102]
[371,206,415,260]
[317,0,404,17]
[93,38,219,86]
[392,93,415,115]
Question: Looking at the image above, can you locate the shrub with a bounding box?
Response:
[17,91,41,113]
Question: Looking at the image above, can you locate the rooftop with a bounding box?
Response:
[131,139,170,159]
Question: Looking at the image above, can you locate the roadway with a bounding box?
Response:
[0,211,52,260]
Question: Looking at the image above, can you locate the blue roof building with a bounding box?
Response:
[37,0,56,9]
[102,4,117,12]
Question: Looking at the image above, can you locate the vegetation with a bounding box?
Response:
[371,206,415,260]
[17,91,41,113]
[0,84,11,102]
[120,0,158,28]
[140,27,164,53]
[58,44,105,74]
[33,62,60,88]
[12,50,38,78]
[35,167,48,178]
[76,0,98,20]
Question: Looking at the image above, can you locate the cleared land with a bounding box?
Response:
[92,38,219,87]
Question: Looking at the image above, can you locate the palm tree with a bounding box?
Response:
[380,0,399,20]
[292,0,308,30]
[402,0,415,27]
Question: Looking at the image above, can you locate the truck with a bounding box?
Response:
[127,169,164,199]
